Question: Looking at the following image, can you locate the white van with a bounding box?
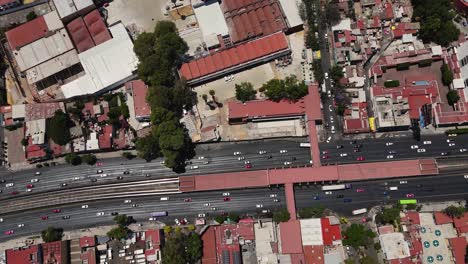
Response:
[160,197,169,201]
[389,186,398,191]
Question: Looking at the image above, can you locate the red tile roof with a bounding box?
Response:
[303,245,324,264]
[304,84,322,121]
[237,222,255,240]
[404,212,421,225]
[26,144,47,159]
[6,16,48,50]
[279,220,303,254]
[126,80,151,119]
[453,212,468,234]
[42,241,64,264]
[385,3,394,19]
[145,229,162,250]
[434,212,453,225]
[83,10,112,45]
[80,236,96,248]
[80,248,96,264]
[98,125,112,149]
[290,253,305,264]
[201,227,217,264]
[378,225,395,235]
[179,32,289,81]
[221,0,287,43]
[67,17,95,53]
[228,99,305,121]
[6,245,40,264]
[449,237,467,264]
[389,257,412,264]
[321,218,341,245]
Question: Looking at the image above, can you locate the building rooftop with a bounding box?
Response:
[448,237,467,264]
[303,245,324,264]
[320,217,341,245]
[61,22,138,98]
[279,220,303,254]
[53,0,94,19]
[278,0,303,29]
[25,119,46,145]
[201,226,217,264]
[41,241,67,264]
[126,80,150,119]
[5,245,40,264]
[67,17,95,53]
[299,218,323,246]
[228,99,305,121]
[434,212,453,225]
[98,124,112,149]
[25,102,65,122]
[83,10,112,46]
[79,236,96,248]
[193,0,229,48]
[221,0,287,43]
[25,49,80,84]
[379,232,411,260]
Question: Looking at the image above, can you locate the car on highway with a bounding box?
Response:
[174,219,180,225]
[203,203,211,207]
[111,212,118,216]
[385,142,393,146]
[31,178,39,183]
[262,209,271,214]
[72,177,80,181]
[124,199,132,203]
[386,155,394,159]
[256,204,263,208]
[100,173,108,177]
[5,183,14,187]
[35,172,41,176]
[322,150,329,154]
[417,148,426,153]
[62,215,70,219]
[96,212,105,216]
[4,230,13,235]
[340,153,348,157]
[11,191,19,195]
[61,183,68,187]
[26,188,32,192]
[223,197,231,201]
[448,143,455,147]
[356,188,365,192]
[440,152,450,156]
[411,145,419,149]
[198,213,206,218]
[423,141,432,145]
[354,144,362,148]
[324,72,329,79]
[17,224,24,228]
[184,198,192,202]
[399,181,407,184]
[259,150,267,154]
[90,178,97,182]
[237,156,245,161]
[148,217,156,221]
[26,184,33,188]
[198,156,205,160]
[327,90,332,98]
[270,194,277,198]
[132,204,138,207]
[233,152,242,155]
[245,163,252,169]
[97,170,103,173]
[356,156,365,161]
[322,155,330,159]
[81,204,89,209]
[284,161,292,165]
[326,136,332,143]
[354,148,361,153]
[336,145,343,149]
[406,193,415,198]
[273,199,279,202]
[211,207,217,211]
[388,150,397,154]
[336,194,344,198]
[116,176,123,180]
[0,218,3,222]
[446,139,454,143]
[190,165,199,170]
[460,148,467,153]
[328,105,333,112]
[325,191,333,195]
[343,198,352,203]
[464,175,468,179]
[222,192,230,196]
[313,196,320,200]
[280,149,288,153]
[123,170,130,175]
[330,117,334,123]
[41,216,48,220]
[52,209,61,213]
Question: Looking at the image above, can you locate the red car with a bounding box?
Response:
[223,197,231,201]
[406,193,415,198]
[322,155,330,159]
[356,156,365,161]
[4,230,13,235]
[52,209,61,213]
[96,162,103,166]
[184,198,192,202]
[26,184,33,188]
[11,191,19,195]
[245,163,252,169]
[356,188,365,193]
[41,216,48,220]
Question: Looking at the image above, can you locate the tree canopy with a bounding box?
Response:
[330,65,344,83]
[298,206,325,219]
[81,154,97,165]
[262,75,308,102]
[447,90,460,106]
[107,214,133,240]
[162,232,202,264]
[41,226,63,242]
[342,223,375,248]
[324,4,341,26]
[272,209,291,223]
[375,207,400,225]
[235,82,257,102]
[47,110,71,146]
[441,64,454,86]
[65,153,81,166]
[413,0,459,46]
[444,205,465,218]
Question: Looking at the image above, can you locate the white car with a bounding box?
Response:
[5,183,14,187]
[273,199,279,202]
[340,153,348,157]
[211,207,217,211]
[27,189,32,192]
[464,175,468,179]
[237,156,245,161]
[261,209,270,214]
[328,105,333,112]
[270,194,277,198]
[233,152,242,155]
[198,213,206,218]
[198,156,205,160]
[460,148,467,153]
[17,224,24,228]
[417,148,426,153]
[222,192,230,196]
[327,90,332,98]
[73,177,80,181]
[203,203,211,207]
[160,160,166,165]
[256,204,263,208]
[284,161,292,165]
[149,217,156,221]
[399,181,407,184]
[96,170,103,174]
[280,150,288,153]
[385,142,393,146]
[411,145,419,149]
[423,141,432,145]
[448,134,458,137]
[259,150,267,154]
[0,218,3,222]
[449,143,455,146]
[31,179,39,183]
[81,204,89,209]
[324,72,329,79]
[35,172,41,176]
[331,125,336,133]
[100,173,108,177]
[326,136,332,143]
[325,191,333,195]
[330,116,334,123]
[124,199,132,204]
[446,139,453,143]
[174,219,180,225]
[96,212,105,216]
[190,165,199,170]
[387,155,394,159]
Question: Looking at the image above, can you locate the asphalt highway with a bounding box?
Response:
[0,167,467,241]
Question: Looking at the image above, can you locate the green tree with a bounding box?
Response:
[113,214,134,227]
[107,226,130,240]
[406,204,417,210]
[342,223,375,248]
[21,138,28,146]
[133,32,156,59]
[336,104,346,116]
[215,215,226,224]
[26,11,37,21]
[345,260,356,264]
[441,64,454,86]
[235,82,257,102]
[444,205,465,218]
[135,135,160,161]
[47,110,71,145]
[81,154,97,165]
[330,65,344,83]
[162,233,187,264]
[272,209,290,223]
[164,225,172,234]
[312,60,324,84]
[375,207,400,225]
[228,213,240,223]
[262,75,308,102]
[374,242,382,251]
[262,79,286,101]
[447,90,460,106]
[360,256,377,264]
[41,226,63,242]
[65,153,82,166]
[298,206,325,218]
[187,224,196,231]
[325,4,340,26]
[122,152,135,159]
[186,232,202,263]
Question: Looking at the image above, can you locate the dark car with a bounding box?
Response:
[343,198,352,203]
[353,148,361,153]
[440,152,450,156]
[116,176,124,180]
[336,194,344,198]
[11,191,19,195]
[62,215,70,220]
[90,178,97,182]
[111,212,119,216]
[336,145,343,149]
[0,179,5,183]
[123,171,130,175]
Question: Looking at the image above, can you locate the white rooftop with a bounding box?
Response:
[300,218,323,246]
[61,23,139,98]
[86,132,99,150]
[332,18,352,32]
[379,232,411,260]
[14,28,75,72]
[43,11,64,31]
[12,104,26,120]
[193,0,229,48]
[278,0,303,29]
[25,49,80,84]
[25,119,46,145]
[431,45,442,56]
[53,0,94,19]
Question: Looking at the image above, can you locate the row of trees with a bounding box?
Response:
[162,230,202,264]
[64,153,97,166]
[133,21,197,171]
[107,214,135,240]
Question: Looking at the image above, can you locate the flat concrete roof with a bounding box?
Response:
[300,219,323,246]
[53,0,94,19]
[25,49,80,84]
[61,22,139,98]
[278,0,303,28]
[193,0,229,47]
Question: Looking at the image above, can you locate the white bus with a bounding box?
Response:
[352,208,367,215]
[321,184,352,191]
[300,142,311,147]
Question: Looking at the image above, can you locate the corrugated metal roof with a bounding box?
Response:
[6,16,48,51]
[83,10,112,45]
[67,17,95,53]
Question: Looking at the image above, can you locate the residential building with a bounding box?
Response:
[192,0,230,49]
[52,0,95,22]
